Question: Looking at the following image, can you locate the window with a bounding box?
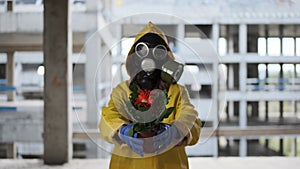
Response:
[282,38,295,56]
[267,38,281,56]
[258,37,266,56]
[218,37,227,56]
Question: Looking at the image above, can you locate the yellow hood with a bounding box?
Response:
[125,22,175,77]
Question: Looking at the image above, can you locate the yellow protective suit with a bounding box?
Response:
[99,22,202,169]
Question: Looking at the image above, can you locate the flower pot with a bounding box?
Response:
[138,132,157,154]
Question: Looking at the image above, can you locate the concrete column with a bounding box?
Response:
[115,24,122,56]
[294,64,298,116]
[85,31,101,127]
[85,0,103,159]
[239,137,247,157]
[6,52,15,101]
[212,23,219,49]
[239,61,247,128]
[212,63,219,128]
[84,31,102,159]
[239,24,247,127]
[86,0,115,159]
[210,23,220,157]
[239,98,247,128]
[239,100,247,157]
[176,23,184,53]
[239,24,247,157]
[97,43,113,159]
[99,44,112,102]
[85,0,102,127]
[43,0,72,164]
[239,24,247,54]
[212,62,219,157]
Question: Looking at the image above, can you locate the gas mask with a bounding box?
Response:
[134,41,184,88]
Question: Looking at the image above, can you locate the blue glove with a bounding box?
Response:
[119,123,144,156]
[152,123,181,154]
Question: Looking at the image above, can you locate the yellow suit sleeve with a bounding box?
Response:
[99,83,130,143]
[173,85,202,146]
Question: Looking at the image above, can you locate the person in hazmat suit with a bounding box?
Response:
[99,22,201,169]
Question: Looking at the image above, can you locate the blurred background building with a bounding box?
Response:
[0,0,300,161]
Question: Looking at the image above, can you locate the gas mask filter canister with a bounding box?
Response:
[161,60,184,83]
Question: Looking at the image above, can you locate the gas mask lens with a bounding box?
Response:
[135,42,149,58]
[135,42,167,60]
[153,45,167,60]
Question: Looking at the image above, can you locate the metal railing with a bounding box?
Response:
[246,77,300,91]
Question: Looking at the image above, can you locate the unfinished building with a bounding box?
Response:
[0,0,300,160]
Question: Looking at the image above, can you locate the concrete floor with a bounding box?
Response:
[0,157,300,169]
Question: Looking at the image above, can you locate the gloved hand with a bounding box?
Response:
[119,123,144,156]
[152,123,181,154]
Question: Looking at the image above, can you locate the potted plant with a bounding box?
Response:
[123,83,174,153]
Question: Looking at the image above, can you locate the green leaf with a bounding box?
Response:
[133,123,143,133]
[129,83,138,93]
[128,125,134,137]
[162,107,175,120]
[129,83,139,102]
[131,92,138,100]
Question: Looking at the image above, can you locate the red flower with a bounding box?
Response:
[134,89,152,108]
